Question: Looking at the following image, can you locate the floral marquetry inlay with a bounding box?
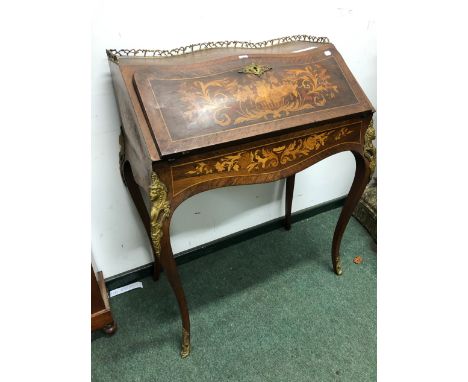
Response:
[183,127,358,177]
[179,64,339,128]
[334,127,353,140]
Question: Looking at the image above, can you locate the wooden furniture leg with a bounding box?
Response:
[122,162,162,281]
[331,151,370,275]
[285,175,295,230]
[159,221,191,358]
[149,171,191,358]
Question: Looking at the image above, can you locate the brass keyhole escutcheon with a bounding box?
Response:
[238,63,272,76]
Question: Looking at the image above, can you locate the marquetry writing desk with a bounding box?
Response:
[107,35,375,358]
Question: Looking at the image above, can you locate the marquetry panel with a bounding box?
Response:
[171,123,361,197]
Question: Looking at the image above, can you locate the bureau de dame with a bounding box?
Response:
[107,35,375,357]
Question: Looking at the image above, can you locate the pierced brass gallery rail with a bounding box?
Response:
[149,172,170,258]
[106,35,330,63]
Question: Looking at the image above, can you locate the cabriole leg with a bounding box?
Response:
[331,151,370,275]
[284,174,295,230]
[149,172,191,358]
[122,162,162,280]
[158,224,191,358]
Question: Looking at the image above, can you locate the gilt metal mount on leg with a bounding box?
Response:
[364,119,376,178]
[149,172,171,259]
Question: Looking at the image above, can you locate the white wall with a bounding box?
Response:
[91,0,376,278]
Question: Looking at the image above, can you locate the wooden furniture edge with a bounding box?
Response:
[91,270,117,334]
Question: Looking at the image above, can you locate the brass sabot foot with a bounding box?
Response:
[334,258,343,276]
[180,328,191,358]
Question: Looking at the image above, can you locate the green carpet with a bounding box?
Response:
[92,208,377,382]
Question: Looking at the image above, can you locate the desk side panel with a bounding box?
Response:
[109,62,153,189]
